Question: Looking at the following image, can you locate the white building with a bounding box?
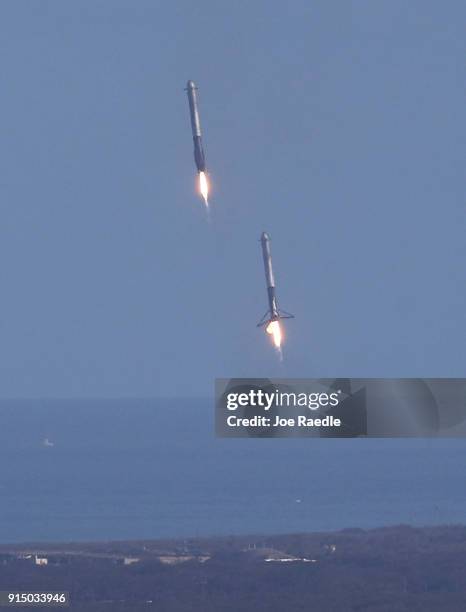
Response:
[35,556,48,566]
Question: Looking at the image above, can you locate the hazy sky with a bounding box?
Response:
[0,1,464,397]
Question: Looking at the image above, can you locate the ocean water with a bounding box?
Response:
[0,399,465,543]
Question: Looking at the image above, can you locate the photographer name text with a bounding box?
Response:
[226,415,341,428]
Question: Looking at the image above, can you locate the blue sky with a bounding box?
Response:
[0,1,464,397]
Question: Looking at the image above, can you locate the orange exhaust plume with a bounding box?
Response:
[266,320,282,349]
[199,171,209,206]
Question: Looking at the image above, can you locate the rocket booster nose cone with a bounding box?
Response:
[186,80,196,90]
[261,232,270,242]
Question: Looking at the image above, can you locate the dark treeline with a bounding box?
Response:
[2,526,466,611]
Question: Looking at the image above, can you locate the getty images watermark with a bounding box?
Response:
[215,378,466,438]
[225,388,342,430]
[226,389,340,411]
[216,379,360,438]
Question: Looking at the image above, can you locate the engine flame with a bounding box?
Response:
[199,171,209,206]
[266,320,282,348]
